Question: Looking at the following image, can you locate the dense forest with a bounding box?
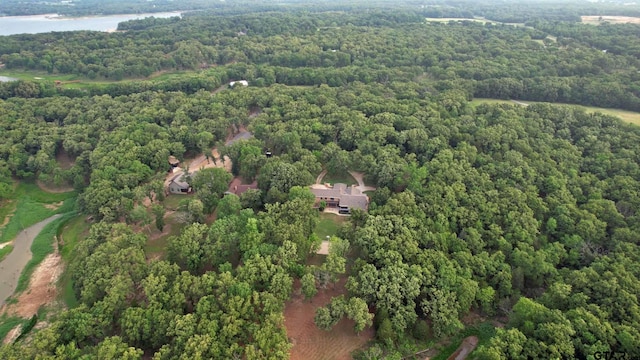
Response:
[0,1,639,359]
[2,9,640,111]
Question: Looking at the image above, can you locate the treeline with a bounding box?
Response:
[531,20,640,57]
[473,76,640,112]
[2,12,640,111]
[434,0,640,23]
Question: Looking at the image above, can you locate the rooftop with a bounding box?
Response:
[169,173,190,188]
[310,183,369,210]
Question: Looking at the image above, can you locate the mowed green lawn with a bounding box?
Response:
[470,98,640,126]
[322,171,357,186]
[315,213,347,240]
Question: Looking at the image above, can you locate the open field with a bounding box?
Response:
[470,98,640,126]
[426,17,492,24]
[0,69,203,89]
[425,17,525,27]
[582,15,640,25]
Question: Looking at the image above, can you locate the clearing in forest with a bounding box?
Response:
[284,277,374,360]
[425,17,524,27]
[470,98,640,126]
[581,16,640,25]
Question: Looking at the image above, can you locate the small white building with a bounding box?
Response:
[229,80,249,87]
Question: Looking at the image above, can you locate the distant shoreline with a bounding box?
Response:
[0,11,183,36]
[0,11,183,20]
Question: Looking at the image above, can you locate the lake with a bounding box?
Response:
[0,12,181,36]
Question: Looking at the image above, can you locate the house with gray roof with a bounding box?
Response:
[168,173,192,194]
[310,183,369,214]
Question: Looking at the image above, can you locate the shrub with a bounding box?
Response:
[377,317,397,345]
[412,319,431,340]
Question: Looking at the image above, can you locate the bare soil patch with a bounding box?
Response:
[4,246,64,318]
[582,15,640,24]
[184,151,232,173]
[249,107,262,118]
[164,150,232,194]
[461,311,485,326]
[284,278,374,360]
[36,180,74,194]
[446,336,478,360]
[43,201,64,211]
[0,215,61,309]
[55,149,75,170]
[147,212,175,242]
[2,325,21,344]
[316,240,330,255]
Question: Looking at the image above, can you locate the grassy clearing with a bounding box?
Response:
[57,215,90,308]
[469,98,519,107]
[149,70,203,81]
[58,216,89,263]
[144,215,183,259]
[145,235,171,256]
[426,17,492,24]
[581,15,640,25]
[0,198,16,225]
[431,322,496,360]
[315,212,346,240]
[0,182,76,244]
[162,194,193,211]
[425,17,524,26]
[470,98,640,126]
[323,171,357,186]
[0,70,80,82]
[14,212,77,294]
[0,69,199,89]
